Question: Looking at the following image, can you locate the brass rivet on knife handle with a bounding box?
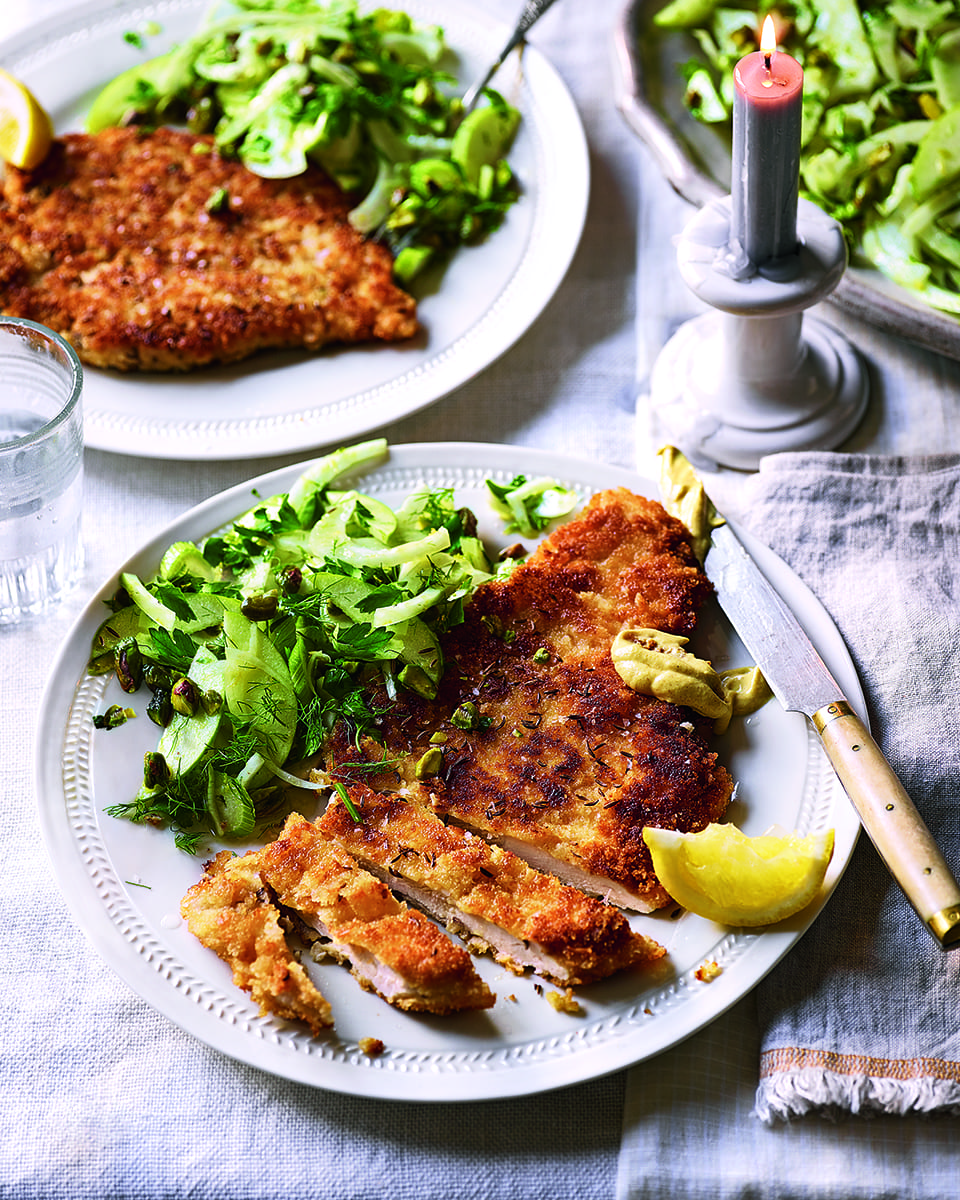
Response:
[929,905,960,949]
[812,703,960,951]
[812,699,855,733]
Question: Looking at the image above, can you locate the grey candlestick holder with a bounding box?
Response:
[648,195,869,471]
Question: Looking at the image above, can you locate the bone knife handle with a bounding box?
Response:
[813,702,960,950]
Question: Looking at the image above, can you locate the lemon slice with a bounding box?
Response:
[643,823,835,926]
[0,68,53,170]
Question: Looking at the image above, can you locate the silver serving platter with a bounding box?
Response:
[613,0,960,363]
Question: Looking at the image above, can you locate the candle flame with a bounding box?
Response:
[760,15,777,58]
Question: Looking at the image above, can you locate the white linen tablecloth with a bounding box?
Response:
[3,2,960,1198]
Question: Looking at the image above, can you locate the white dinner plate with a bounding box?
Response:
[0,2,589,459]
[37,443,863,1100]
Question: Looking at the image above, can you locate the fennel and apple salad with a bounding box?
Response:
[86,440,578,853]
[654,0,960,315]
[87,0,521,284]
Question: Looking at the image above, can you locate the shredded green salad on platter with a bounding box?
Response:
[88,0,521,284]
[87,439,579,853]
[653,0,960,315]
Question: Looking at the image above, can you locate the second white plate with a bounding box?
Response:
[0,1,589,458]
[37,442,862,1101]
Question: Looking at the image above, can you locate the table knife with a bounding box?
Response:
[701,501,960,950]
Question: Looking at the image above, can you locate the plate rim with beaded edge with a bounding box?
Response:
[35,442,863,1101]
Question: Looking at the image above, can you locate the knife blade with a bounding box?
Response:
[703,509,960,951]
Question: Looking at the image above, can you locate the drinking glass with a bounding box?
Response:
[0,318,84,624]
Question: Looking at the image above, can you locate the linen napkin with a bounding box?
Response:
[734,451,960,1122]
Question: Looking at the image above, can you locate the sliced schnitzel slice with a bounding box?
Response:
[326,487,733,911]
[0,127,418,371]
[181,848,334,1034]
[255,814,494,1014]
[182,817,494,1022]
[318,785,665,986]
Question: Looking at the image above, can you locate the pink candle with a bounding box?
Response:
[730,16,803,268]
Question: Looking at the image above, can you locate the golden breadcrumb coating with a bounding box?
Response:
[181,849,334,1034]
[0,127,418,371]
[256,815,494,1014]
[182,817,494,1026]
[319,786,665,986]
[327,488,733,911]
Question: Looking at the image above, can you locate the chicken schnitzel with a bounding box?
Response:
[0,126,418,371]
[326,487,733,911]
[180,486,726,1029]
[182,815,494,1024]
[319,785,665,985]
[181,846,334,1034]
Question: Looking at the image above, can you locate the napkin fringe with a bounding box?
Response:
[754,1069,960,1124]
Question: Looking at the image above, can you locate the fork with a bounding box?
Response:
[461,0,562,113]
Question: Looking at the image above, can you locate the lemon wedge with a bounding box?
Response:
[643,823,835,927]
[0,68,54,170]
